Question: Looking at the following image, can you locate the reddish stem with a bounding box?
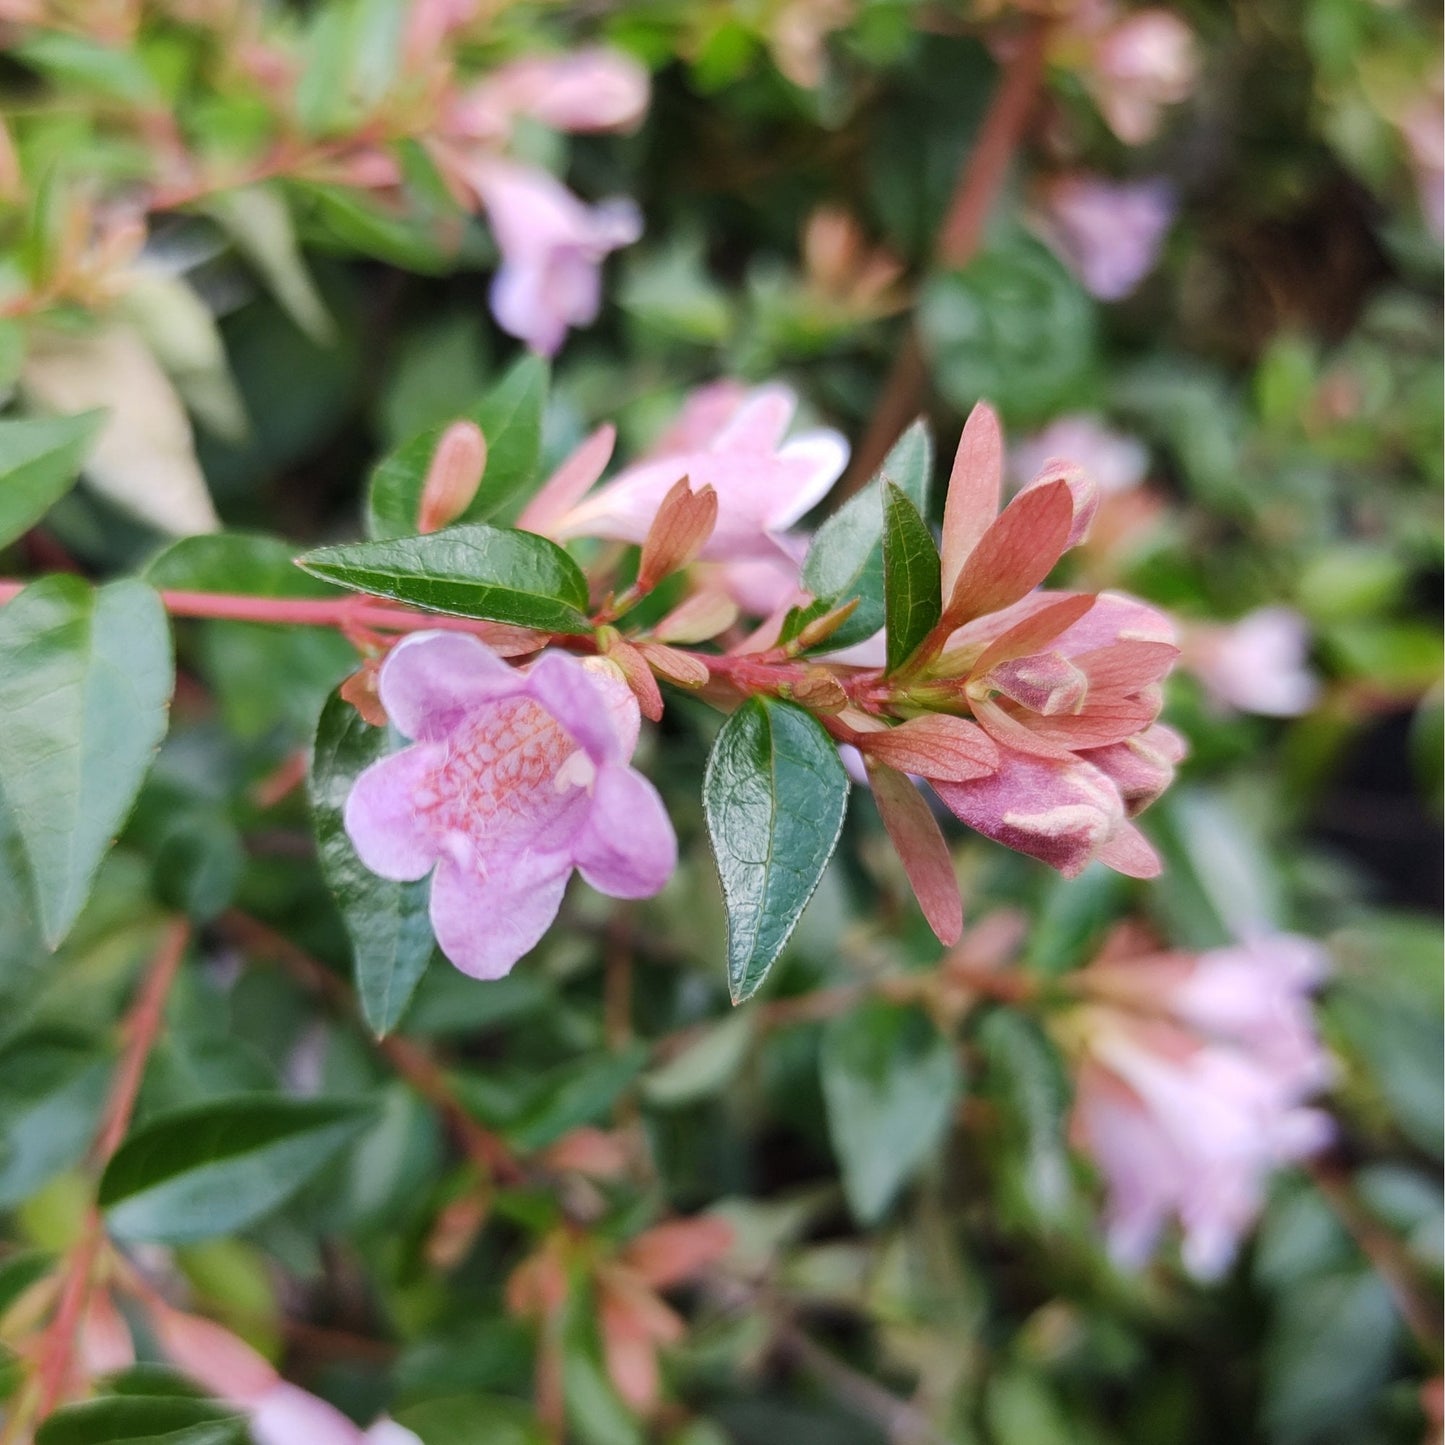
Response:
[837,17,1053,499]
[31,918,190,1423]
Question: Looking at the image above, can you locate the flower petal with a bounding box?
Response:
[428,851,571,980]
[344,744,445,881]
[932,750,1123,878]
[379,632,519,741]
[574,764,677,898]
[525,652,636,764]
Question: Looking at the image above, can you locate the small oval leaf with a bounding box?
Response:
[297,524,591,633]
[311,688,436,1037]
[704,698,850,1003]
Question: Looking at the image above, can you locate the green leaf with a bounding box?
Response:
[0,1249,55,1318]
[920,238,1096,424]
[1262,1269,1399,1444]
[98,1094,372,1243]
[504,1046,648,1151]
[0,411,104,550]
[0,1029,111,1207]
[367,355,548,538]
[703,698,850,1003]
[642,1011,754,1107]
[820,1000,961,1223]
[395,1394,546,1445]
[881,481,941,672]
[145,531,354,743]
[36,1397,245,1445]
[204,185,334,345]
[298,525,590,634]
[0,577,173,946]
[311,688,435,1037]
[793,419,932,652]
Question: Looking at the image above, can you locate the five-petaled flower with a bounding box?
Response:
[345,632,677,980]
[1066,929,1333,1278]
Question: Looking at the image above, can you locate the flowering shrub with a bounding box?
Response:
[0,2,1438,1445]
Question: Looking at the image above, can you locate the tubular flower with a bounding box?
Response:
[465,158,641,356]
[523,381,848,614]
[427,47,650,353]
[1066,931,1333,1278]
[345,633,677,980]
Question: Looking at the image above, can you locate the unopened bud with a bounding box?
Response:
[417,420,487,533]
[635,641,709,688]
[783,668,848,714]
[637,477,718,591]
[792,596,860,652]
[339,660,388,726]
[602,636,664,721]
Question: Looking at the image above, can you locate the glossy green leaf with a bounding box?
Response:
[99,1094,372,1243]
[368,355,548,537]
[881,481,941,672]
[820,1000,961,1223]
[703,698,850,1003]
[311,689,436,1036]
[792,419,932,652]
[0,577,173,946]
[297,524,591,633]
[35,1397,245,1445]
[0,411,104,550]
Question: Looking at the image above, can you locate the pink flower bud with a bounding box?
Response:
[417,420,487,533]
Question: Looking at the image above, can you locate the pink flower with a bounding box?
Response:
[454,48,650,138]
[147,1301,419,1444]
[1010,415,1149,497]
[842,408,1183,886]
[466,158,642,356]
[1081,6,1199,145]
[1068,932,1332,1277]
[1186,607,1321,717]
[1033,174,1176,301]
[524,382,847,614]
[345,633,677,980]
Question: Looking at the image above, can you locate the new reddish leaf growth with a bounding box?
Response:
[637,477,719,591]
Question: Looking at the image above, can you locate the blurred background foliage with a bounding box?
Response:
[0,1,1439,1443]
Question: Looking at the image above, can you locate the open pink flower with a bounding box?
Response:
[1010,415,1149,496]
[1033,174,1176,301]
[522,381,848,614]
[1068,932,1332,1277]
[1185,606,1320,717]
[1075,4,1199,145]
[464,158,642,356]
[345,633,676,980]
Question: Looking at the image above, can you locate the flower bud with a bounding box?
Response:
[637,478,718,591]
[417,420,487,533]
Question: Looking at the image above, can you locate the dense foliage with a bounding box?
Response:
[0,2,1439,1444]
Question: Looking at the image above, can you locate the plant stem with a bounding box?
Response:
[837,17,1053,500]
[21,918,190,1432]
